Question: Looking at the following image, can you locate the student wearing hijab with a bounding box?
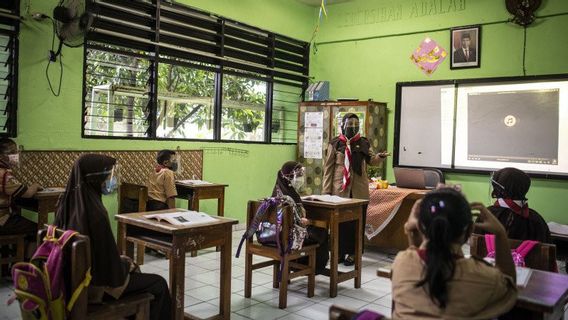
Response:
[323,113,389,266]
[273,161,329,274]
[54,154,171,320]
[475,167,551,243]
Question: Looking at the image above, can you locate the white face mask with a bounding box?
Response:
[8,154,19,166]
[291,175,305,190]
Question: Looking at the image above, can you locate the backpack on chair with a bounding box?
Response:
[484,234,538,267]
[8,225,92,320]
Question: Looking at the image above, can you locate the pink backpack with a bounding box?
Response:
[9,225,91,320]
[484,234,538,267]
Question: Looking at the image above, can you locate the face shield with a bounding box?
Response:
[86,163,121,195]
[290,166,305,191]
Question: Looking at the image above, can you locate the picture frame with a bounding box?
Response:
[450,25,481,69]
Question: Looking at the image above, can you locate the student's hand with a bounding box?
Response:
[404,199,422,235]
[300,218,310,226]
[404,199,424,248]
[31,183,43,191]
[471,202,506,236]
[375,151,391,160]
[435,183,462,192]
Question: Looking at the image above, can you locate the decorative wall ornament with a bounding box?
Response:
[410,37,447,76]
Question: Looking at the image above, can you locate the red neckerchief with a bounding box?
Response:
[494,198,529,218]
[338,133,361,191]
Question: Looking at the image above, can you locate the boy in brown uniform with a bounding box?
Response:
[0,138,42,243]
[146,149,178,211]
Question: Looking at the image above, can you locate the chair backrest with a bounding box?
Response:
[246,200,294,247]
[469,233,557,271]
[423,168,444,188]
[37,228,91,319]
[118,183,148,214]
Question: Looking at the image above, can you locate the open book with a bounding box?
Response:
[145,210,217,226]
[548,222,568,236]
[177,179,213,186]
[37,187,66,194]
[516,266,533,288]
[301,195,351,203]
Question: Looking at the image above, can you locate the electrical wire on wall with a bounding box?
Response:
[45,16,63,97]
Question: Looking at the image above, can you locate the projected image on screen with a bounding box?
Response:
[467,89,559,164]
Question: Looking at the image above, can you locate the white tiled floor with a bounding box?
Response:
[0,230,395,319]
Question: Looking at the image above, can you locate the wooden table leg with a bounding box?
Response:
[169,237,186,320]
[219,225,232,319]
[355,207,362,289]
[216,189,224,252]
[37,202,48,229]
[329,212,339,298]
[189,192,200,257]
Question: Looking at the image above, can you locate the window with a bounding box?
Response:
[83,0,308,143]
[0,0,19,137]
[221,74,266,141]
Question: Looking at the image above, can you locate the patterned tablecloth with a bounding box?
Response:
[365,187,423,239]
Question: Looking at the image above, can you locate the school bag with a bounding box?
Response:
[235,196,307,278]
[484,234,538,267]
[9,225,92,320]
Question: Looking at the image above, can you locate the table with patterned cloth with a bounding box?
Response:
[365,187,426,245]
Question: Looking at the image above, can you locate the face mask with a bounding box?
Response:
[291,175,305,190]
[101,175,118,195]
[170,161,179,172]
[8,154,19,166]
[344,126,359,139]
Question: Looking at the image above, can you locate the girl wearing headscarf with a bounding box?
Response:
[54,154,171,320]
[273,161,329,273]
[475,167,551,243]
[323,113,389,265]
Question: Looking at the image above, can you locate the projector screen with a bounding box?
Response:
[394,76,568,178]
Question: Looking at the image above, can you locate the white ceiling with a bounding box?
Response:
[295,0,352,6]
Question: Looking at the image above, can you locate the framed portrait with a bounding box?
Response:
[450,25,481,69]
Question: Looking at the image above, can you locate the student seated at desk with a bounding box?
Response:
[392,188,517,319]
[54,154,171,320]
[0,138,42,247]
[273,161,329,274]
[146,149,178,211]
[475,167,551,243]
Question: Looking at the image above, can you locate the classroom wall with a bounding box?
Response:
[17,0,315,231]
[310,0,568,223]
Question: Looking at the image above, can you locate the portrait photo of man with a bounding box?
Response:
[451,26,480,69]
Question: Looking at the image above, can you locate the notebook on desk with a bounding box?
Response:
[176,179,213,186]
[393,167,430,190]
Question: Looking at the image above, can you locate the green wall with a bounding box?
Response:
[17,0,315,230]
[310,0,568,223]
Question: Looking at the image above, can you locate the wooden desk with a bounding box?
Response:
[302,198,369,298]
[115,209,238,320]
[517,269,568,320]
[175,182,228,215]
[16,188,65,227]
[377,266,568,320]
[366,189,425,252]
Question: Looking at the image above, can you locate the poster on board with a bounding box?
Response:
[304,112,324,159]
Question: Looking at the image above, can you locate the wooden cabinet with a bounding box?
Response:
[297,101,388,195]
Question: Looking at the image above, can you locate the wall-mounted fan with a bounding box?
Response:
[46,0,93,96]
[505,0,542,27]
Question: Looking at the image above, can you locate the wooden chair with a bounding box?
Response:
[244,200,318,309]
[35,228,153,320]
[470,233,557,272]
[118,183,150,265]
[0,234,25,277]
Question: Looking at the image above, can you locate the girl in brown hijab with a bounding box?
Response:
[54,154,171,320]
[475,167,551,243]
[273,161,329,273]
